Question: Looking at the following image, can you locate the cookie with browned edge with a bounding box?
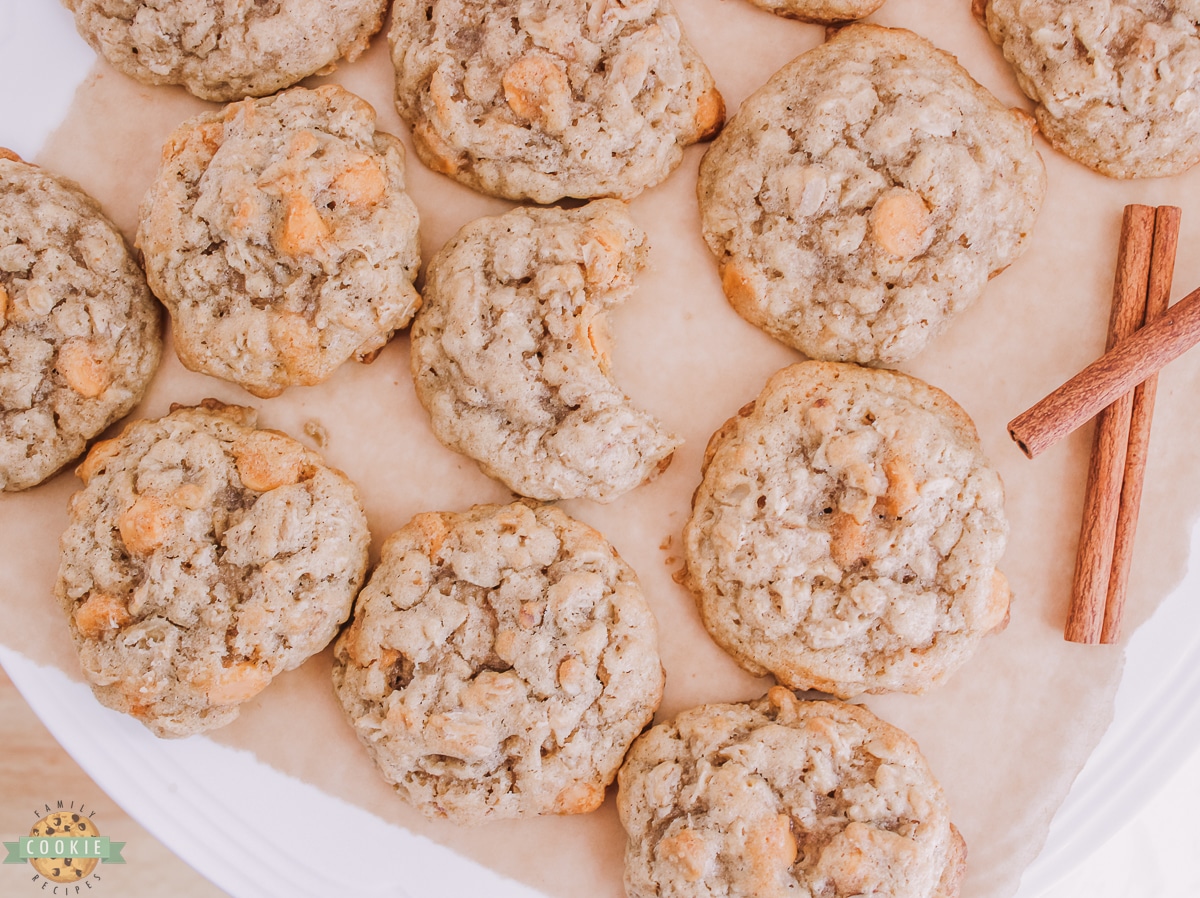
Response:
[389,0,724,201]
[333,501,664,822]
[64,0,387,101]
[0,150,161,491]
[698,25,1044,364]
[618,687,967,898]
[137,86,422,398]
[56,401,370,737]
[411,200,678,502]
[683,362,1010,698]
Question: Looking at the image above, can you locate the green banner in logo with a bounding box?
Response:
[3,837,125,864]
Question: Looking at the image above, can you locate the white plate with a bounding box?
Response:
[4,4,1200,897]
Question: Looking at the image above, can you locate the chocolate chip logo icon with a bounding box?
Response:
[3,801,125,888]
[27,814,101,882]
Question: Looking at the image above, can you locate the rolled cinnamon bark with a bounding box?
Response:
[1008,279,1200,460]
[1063,205,1155,645]
[1101,205,1182,643]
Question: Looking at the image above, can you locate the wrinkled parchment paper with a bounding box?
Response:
[4,0,1200,895]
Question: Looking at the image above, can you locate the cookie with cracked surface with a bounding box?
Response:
[617,687,966,898]
[63,0,387,101]
[137,85,422,399]
[55,401,371,738]
[0,151,161,492]
[683,362,1010,698]
[332,501,665,823]
[746,0,886,25]
[697,24,1045,365]
[411,200,678,503]
[981,0,1200,178]
[388,0,724,202]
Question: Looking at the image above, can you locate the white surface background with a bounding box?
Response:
[1,2,1199,896]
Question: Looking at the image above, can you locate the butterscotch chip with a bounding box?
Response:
[137,86,422,398]
[697,25,1045,364]
[55,402,370,738]
[388,0,724,201]
[981,0,1200,178]
[63,0,387,101]
[332,501,664,823]
[0,153,161,491]
[411,201,678,503]
[618,689,966,898]
[683,362,1009,697]
[747,0,886,23]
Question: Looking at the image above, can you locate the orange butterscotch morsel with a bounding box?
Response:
[76,437,121,485]
[503,54,572,132]
[275,192,330,256]
[556,656,589,696]
[829,511,869,568]
[202,661,272,706]
[747,814,799,891]
[0,283,9,330]
[56,338,110,398]
[267,311,324,388]
[881,455,919,517]
[656,828,710,882]
[332,155,388,206]
[576,306,613,375]
[720,262,760,317]
[408,511,450,562]
[460,670,522,710]
[693,85,726,141]
[232,428,312,492]
[171,482,209,509]
[118,494,174,554]
[73,592,132,639]
[870,188,932,259]
[162,120,223,166]
[412,121,463,175]
[581,224,626,287]
[551,781,605,815]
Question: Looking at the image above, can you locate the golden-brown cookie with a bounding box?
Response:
[683,362,1010,697]
[55,401,371,737]
[697,25,1045,364]
[411,200,678,502]
[137,85,421,398]
[981,0,1200,178]
[64,0,387,101]
[333,501,665,822]
[618,688,967,898]
[0,152,161,491]
[389,0,724,201]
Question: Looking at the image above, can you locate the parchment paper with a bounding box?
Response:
[4,0,1200,895]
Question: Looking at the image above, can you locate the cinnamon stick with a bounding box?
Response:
[1007,277,1200,459]
[1101,205,1182,643]
[1063,205,1155,644]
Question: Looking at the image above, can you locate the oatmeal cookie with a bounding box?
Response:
[411,200,678,503]
[137,85,422,398]
[63,0,387,101]
[697,24,1045,365]
[617,687,966,898]
[0,151,161,492]
[747,0,886,25]
[683,362,1010,698]
[55,401,371,738]
[332,501,665,823]
[388,0,725,202]
[981,0,1200,178]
